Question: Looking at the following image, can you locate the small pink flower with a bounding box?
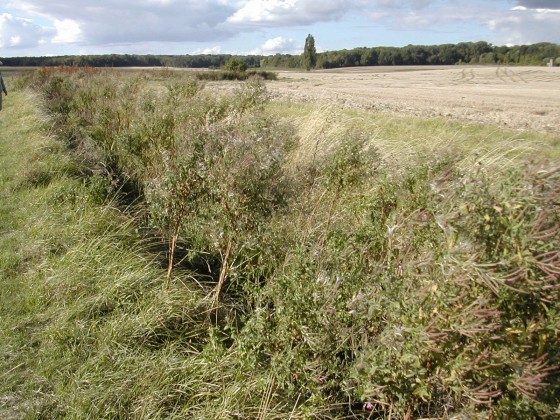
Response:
[365,402,374,410]
[318,376,326,384]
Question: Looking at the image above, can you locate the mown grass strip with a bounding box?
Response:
[0,89,58,418]
[0,83,193,419]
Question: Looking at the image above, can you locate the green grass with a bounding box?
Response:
[269,101,560,172]
[0,84,199,418]
[1,69,559,419]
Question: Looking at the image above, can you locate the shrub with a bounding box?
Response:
[193,69,277,81]
[224,58,248,73]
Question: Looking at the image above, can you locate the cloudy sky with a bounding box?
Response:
[1,0,559,57]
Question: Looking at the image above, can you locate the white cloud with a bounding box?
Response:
[365,0,560,44]
[369,0,437,10]
[250,36,299,55]
[516,1,560,9]
[262,36,297,52]
[5,1,237,46]
[489,6,560,44]
[1,0,559,56]
[367,3,492,31]
[228,0,367,26]
[193,46,223,54]
[0,12,52,49]
[52,19,81,44]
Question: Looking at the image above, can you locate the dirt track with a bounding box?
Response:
[264,66,560,135]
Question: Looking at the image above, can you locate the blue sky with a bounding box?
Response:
[1,1,559,57]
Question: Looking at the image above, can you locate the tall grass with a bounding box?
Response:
[1,68,559,418]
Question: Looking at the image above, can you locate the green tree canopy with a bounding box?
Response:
[224,58,248,73]
[303,34,317,71]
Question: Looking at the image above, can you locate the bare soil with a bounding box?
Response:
[263,66,560,135]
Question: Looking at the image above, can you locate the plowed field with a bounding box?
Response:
[264,66,560,134]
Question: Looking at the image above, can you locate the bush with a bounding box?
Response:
[193,69,277,81]
[224,58,248,73]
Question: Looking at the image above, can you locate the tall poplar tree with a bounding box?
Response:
[303,34,317,70]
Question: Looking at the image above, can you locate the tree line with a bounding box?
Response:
[1,41,558,69]
[265,41,560,69]
[0,54,262,69]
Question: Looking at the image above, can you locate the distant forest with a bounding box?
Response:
[2,41,559,69]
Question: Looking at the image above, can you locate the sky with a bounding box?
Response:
[1,0,559,57]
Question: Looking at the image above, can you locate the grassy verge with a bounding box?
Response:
[1,69,559,418]
[0,80,202,418]
[0,88,79,418]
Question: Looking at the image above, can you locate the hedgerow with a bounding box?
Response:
[7,67,559,418]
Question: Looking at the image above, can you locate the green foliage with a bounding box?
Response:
[303,34,317,71]
[194,69,277,81]
[319,130,378,190]
[224,58,248,73]
[3,41,559,71]
[144,81,294,287]
[266,41,560,69]
[2,68,559,419]
[2,53,263,69]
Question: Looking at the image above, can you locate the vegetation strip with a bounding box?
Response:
[1,69,559,418]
